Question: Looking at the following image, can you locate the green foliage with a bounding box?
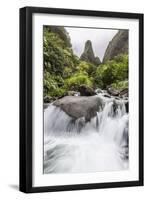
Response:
[43,71,66,97]
[50,87,67,97]
[76,61,97,76]
[43,26,129,101]
[43,71,57,97]
[65,73,93,91]
[43,26,79,99]
[43,26,78,76]
[45,26,72,48]
[44,31,65,75]
[94,54,128,89]
[111,80,128,90]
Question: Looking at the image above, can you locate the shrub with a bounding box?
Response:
[94,54,128,89]
[76,61,97,76]
[43,71,66,97]
[65,73,93,91]
[43,27,78,77]
[111,80,128,90]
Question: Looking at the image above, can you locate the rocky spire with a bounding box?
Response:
[80,40,101,66]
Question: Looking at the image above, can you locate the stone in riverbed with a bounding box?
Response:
[44,96,57,103]
[44,103,50,109]
[53,96,104,122]
[103,94,111,98]
[78,84,96,96]
[125,101,129,113]
[95,88,103,94]
[119,88,128,98]
[107,86,119,96]
[67,91,80,96]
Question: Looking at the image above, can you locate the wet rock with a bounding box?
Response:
[95,88,103,94]
[102,90,107,94]
[78,84,96,96]
[115,97,121,100]
[67,91,80,96]
[44,96,56,103]
[54,96,104,122]
[107,86,119,96]
[112,100,118,117]
[103,94,111,98]
[119,88,128,98]
[44,103,50,109]
[125,101,129,113]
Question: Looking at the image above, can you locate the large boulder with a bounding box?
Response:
[80,40,101,66]
[107,86,128,98]
[103,30,128,63]
[78,84,96,96]
[107,86,120,96]
[53,96,104,122]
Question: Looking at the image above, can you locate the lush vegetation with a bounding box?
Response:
[94,54,128,89]
[43,26,128,102]
[43,26,79,100]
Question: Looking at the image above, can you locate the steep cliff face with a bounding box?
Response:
[44,26,72,48]
[103,30,128,63]
[80,40,101,66]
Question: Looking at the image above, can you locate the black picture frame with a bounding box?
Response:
[19,6,144,193]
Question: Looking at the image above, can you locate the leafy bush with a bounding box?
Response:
[65,73,93,91]
[43,71,66,97]
[94,54,128,89]
[43,26,79,99]
[50,88,67,97]
[43,26,78,77]
[76,61,97,76]
[43,71,58,97]
[111,80,128,90]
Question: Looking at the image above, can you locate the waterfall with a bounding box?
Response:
[44,96,129,174]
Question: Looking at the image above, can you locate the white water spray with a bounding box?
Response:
[44,96,129,173]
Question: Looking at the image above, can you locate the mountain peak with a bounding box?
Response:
[80,40,101,66]
[103,30,128,63]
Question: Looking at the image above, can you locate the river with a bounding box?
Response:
[43,93,129,173]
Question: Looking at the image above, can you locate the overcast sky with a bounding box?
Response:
[65,27,118,61]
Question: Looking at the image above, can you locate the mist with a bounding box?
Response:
[65,27,118,62]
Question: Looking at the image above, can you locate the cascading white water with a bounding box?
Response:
[44,95,129,174]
